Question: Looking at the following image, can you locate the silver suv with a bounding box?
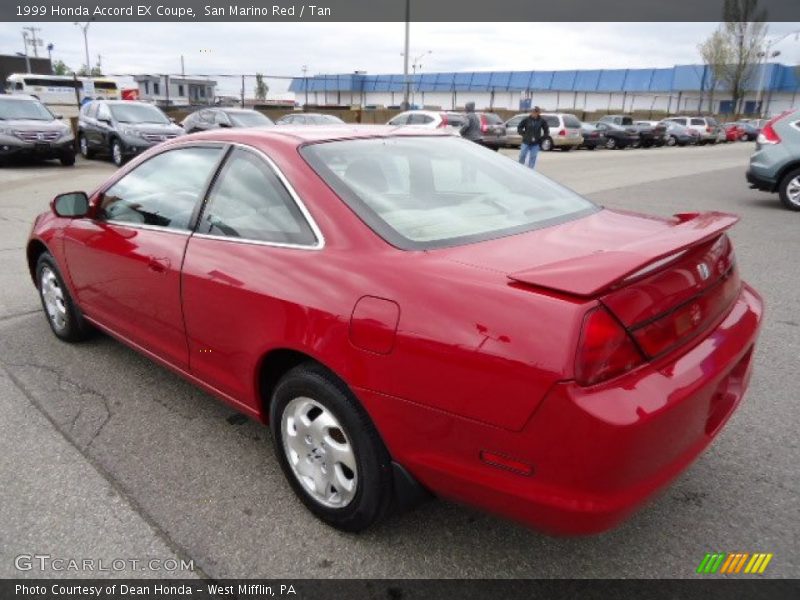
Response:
[665,116,721,145]
[746,108,800,211]
[0,94,75,166]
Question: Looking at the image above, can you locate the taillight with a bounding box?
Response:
[558,129,566,136]
[480,114,488,133]
[758,123,781,144]
[575,306,645,386]
[438,114,448,128]
[706,126,712,133]
[758,109,793,144]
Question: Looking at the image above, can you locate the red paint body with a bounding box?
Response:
[28,127,763,534]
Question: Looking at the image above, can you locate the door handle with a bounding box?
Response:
[147,256,170,273]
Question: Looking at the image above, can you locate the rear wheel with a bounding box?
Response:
[270,363,394,532]
[540,137,553,151]
[36,252,93,342]
[606,137,617,150]
[60,152,75,167]
[778,167,800,211]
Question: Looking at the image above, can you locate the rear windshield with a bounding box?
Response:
[301,136,596,250]
[109,103,169,124]
[444,112,465,126]
[543,115,559,127]
[562,115,581,128]
[482,113,504,124]
[229,111,274,127]
[620,116,634,125]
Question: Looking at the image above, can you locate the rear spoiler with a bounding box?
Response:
[507,212,739,297]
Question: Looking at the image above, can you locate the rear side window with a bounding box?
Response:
[507,116,524,127]
[408,113,433,125]
[444,113,465,126]
[543,116,559,127]
[197,148,317,246]
[99,147,223,230]
[691,118,705,126]
[483,113,503,124]
[562,115,581,128]
[388,114,410,126]
[620,117,633,125]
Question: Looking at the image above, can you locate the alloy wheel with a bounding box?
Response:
[786,176,800,208]
[79,136,89,157]
[40,266,67,332]
[281,396,358,508]
[112,142,123,166]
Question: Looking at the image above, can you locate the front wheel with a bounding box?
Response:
[540,137,553,151]
[60,152,75,167]
[270,363,394,532]
[605,137,617,150]
[79,134,94,159]
[778,167,800,211]
[110,139,125,167]
[36,252,93,342]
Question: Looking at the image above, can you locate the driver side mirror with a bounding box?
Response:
[52,192,89,218]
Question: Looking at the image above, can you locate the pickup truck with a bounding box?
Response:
[599,115,666,148]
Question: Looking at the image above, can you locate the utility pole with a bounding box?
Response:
[21,31,31,73]
[402,0,410,110]
[23,27,42,57]
[181,55,185,77]
[241,75,245,108]
[302,64,308,109]
[74,22,91,75]
[46,43,54,69]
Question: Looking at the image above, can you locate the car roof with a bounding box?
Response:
[183,124,451,145]
[0,94,38,101]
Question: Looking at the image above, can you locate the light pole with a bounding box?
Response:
[302,64,309,108]
[754,29,800,117]
[74,22,91,75]
[402,0,410,110]
[21,31,31,73]
[410,50,431,108]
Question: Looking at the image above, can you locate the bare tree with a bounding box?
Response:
[717,0,767,115]
[698,28,730,113]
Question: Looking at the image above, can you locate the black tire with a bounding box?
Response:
[605,137,617,150]
[561,145,572,152]
[587,145,596,150]
[270,363,394,532]
[540,137,553,151]
[778,167,800,212]
[78,134,95,159]
[60,152,76,167]
[110,138,126,167]
[35,252,93,342]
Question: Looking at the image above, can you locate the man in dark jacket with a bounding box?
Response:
[460,101,481,142]
[517,106,549,169]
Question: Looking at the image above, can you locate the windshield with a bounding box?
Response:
[302,136,596,250]
[109,103,169,124]
[229,111,274,127]
[0,98,54,121]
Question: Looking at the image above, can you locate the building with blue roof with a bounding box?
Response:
[290,63,799,115]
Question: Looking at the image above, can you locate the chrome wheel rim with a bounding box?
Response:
[80,136,88,156]
[786,176,800,207]
[40,267,67,331]
[281,396,357,508]
[112,142,122,165]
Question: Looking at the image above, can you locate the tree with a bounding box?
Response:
[51,60,72,76]
[698,28,730,113]
[717,0,767,115]
[255,73,268,101]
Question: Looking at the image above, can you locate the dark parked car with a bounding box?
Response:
[593,121,640,149]
[78,100,184,166]
[472,112,507,150]
[0,95,75,166]
[579,123,606,150]
[599,116,664,148]
[275,113,345,126]
[27,126,762,534]
[182,108,273,133]
[663,121,699,146]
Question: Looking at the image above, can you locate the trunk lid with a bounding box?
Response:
[438,209,741,359]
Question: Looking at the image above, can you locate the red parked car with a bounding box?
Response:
[27,127,763,534]
[723,122,745,142]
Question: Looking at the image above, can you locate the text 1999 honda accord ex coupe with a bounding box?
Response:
[27,126,762,534]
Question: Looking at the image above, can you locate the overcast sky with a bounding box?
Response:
[2,22,799,97]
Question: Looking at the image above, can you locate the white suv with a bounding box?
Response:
[387,110,465,132]
[665,116,721,145]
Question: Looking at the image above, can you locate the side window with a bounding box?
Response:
[96,103,111,121]
[408,113,428,125]
[99,147,223,230]
[690,118,705,126]
[198,148,317,246]
[389,114,409,126]
[214,112,231,125]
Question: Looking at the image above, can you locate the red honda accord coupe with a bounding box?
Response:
[27,126,762,534]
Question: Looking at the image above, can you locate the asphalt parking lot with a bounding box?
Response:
[0,142,798,579]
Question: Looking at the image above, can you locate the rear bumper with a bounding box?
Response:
[363,284,763,534]
[746,169,777,192]
[552,136,582,147]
